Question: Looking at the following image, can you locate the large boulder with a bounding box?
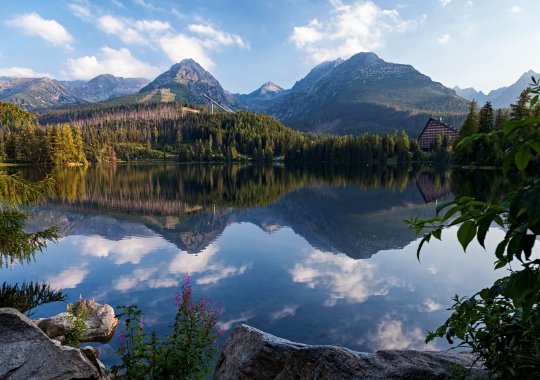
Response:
[34,299,118,344]
[0,307,107,380]
[213,324,488,380]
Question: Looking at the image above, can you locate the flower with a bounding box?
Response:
[138,317,144,328]
[218,329,225,335]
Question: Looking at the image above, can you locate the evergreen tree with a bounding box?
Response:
[60,124,75,163]
[47,125,63,164]
[510,88,531,120]
[5,132,17,162]
[176,128,182,147]
[478,101,494,133]
[71,126,87,164]
[18,124,37,163]
[494,109,509,130]
[152,126,159,146]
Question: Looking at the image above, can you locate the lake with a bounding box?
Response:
[2,163,532,368]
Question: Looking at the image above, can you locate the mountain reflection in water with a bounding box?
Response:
[3,163,524,368]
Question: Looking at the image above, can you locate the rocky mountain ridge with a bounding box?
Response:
[453,70,539,108]
[138,59,249,111]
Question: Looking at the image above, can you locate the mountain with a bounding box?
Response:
[70,74,150,102]
[233,81,290,110]
[452,70,539,108]
[131,59,249,111]
[490,70,539,108]
[268,52,468,136]
[0,77,85,111]
[452,86,488,104]
[58,80,86,91]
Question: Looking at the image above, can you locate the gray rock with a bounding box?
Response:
[34,299,118,344]
[0,307,107,380]
[213,324,488,380]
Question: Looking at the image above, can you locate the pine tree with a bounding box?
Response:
[152,126,159,146]
[510,88,531,120]
[478,101,494,133]
[176,128,182,147]
[18,124,36,163]
[5,132,17,162]
[494,109,509,130]
[60,124,75,163]
[71,125,87,164]
[47,125,62,164]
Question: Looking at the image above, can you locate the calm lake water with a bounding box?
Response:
[3,163,535,368]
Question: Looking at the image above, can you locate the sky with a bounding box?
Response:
[0,0,538,94]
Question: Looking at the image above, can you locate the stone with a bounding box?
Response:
[33,299,118,344]
[0,307,107,380]
[213,324,488,380]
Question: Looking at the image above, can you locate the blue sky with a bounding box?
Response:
[1,0,538,94]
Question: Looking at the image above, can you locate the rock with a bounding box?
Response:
[34,299,118,344]
[213,324,488,380]
[0,307,107,380]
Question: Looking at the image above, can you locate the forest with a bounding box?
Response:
[0,101,434,164]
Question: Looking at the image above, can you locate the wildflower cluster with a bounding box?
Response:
[110,273,224,379]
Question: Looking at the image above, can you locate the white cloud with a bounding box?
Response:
[369,317,436,350]
[439,0,453,6]
[423,299,444,312]
[426,265,438,274]
[47,264,90,289]
[220,312,255,331]
[467,1,473,5]
[159,34,216,69]
[132,0,164,11]
[0,67,52,78]
[7,13,74,49]
[188,24,249,49]
[112,0,125,7]
[74,234,168,264]
[290,249,408,305]
[290,1,418,63]
[68,3,93,21]
[511,6,522,13]
[438,34,450,45]
[270,305,299,322]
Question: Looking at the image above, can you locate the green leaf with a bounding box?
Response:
[435,200,456,216]
[442,206,463,222]
[476,215,495,249]
[502,151,516,177]
[514,146,531,172]
[531,94,538,108]
[530,141,540,154]
[416,234,431,261]
[503,120,522,137]
[457,221,477,252]
[432,229,442,240]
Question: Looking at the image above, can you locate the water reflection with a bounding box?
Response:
[2,163,529,368]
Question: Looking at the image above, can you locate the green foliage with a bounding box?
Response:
[0,281,68,317]
[65,296,95,348]
[110,274,224,379]
[405,79,540,379]
[0,101,37,128]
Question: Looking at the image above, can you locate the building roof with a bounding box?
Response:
[418,117,459,140]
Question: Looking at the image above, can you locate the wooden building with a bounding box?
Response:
[417,118,459,150]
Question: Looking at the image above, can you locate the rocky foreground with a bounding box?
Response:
[213,324,488,380]
[1,305,488,379]
[0,300,116,380]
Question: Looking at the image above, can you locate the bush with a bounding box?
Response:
[110,273,225,379]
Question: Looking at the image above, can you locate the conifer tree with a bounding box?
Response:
[510,88,531,120]
[60,124,75,163]
[71,125,87,164]
[18,124,37,163]
[478,101,494,133]
[5,132,17,162]
[47,125,62,164]
[494,108,509,130]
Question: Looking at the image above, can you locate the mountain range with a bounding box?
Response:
[2,53,537,136]
[0,74,150,110]
[453,70,539,108]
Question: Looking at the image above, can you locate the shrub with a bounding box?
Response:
[110,273,225,379]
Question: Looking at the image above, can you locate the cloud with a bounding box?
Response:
[188,24,249,49]
[74,234,168,264]
[112,0,125,7]
[220,312,255,331]
[158,34,216,69]
[47,264,90,289]
[511,6,522,13]
[439,0,452,6]
[423,299,444,312]
[68,3,93,21]
[438,34,450,45]
[7,13,74,49]
[132,0,164,11]
[426,265,438,274]
[290,1,418,63]
[270,305,299,322]
[0,67,52,78]
[369,317,436,350]
[467,1,473,5]
[290,249,408,305]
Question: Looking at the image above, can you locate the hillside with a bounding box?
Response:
[268,52,468,136]
[0,77,85,111]
[70,74,150,102]
[123,59,250,111]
